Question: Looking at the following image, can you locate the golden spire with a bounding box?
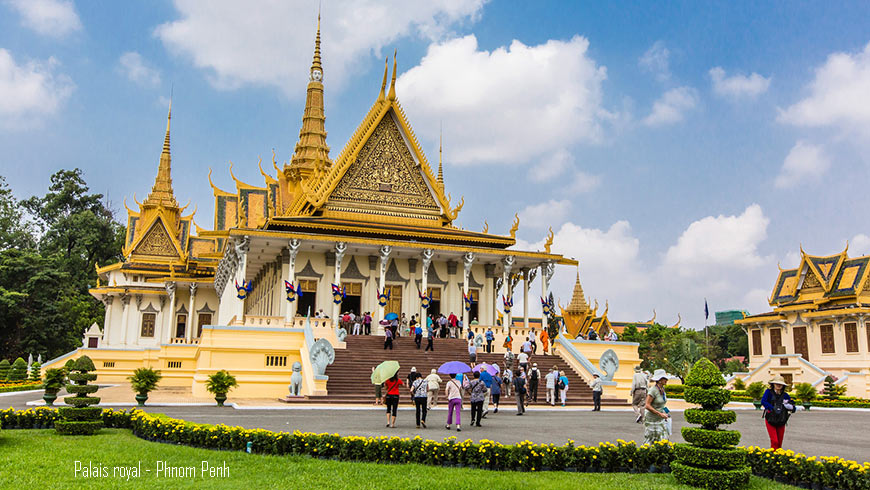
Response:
[437,126,444,190]
[287,12,331,179]
[566,268,589,313]
[144,99,178,207]
[387,50,397,101]
[378,57,387,101]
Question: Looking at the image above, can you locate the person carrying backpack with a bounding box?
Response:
[528,363,540,403]
[513,369,526,415]
[761,376,796,449]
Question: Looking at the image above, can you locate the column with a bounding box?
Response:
[102,295,114,346]
[120,293,132,346]
[502,255,514,334]
[420,249,433,327]
[331,242,347,322]
[163,282,176,344]
[540,261,554,331]
[484,263,496,325]
[233,236,250,324]
[377,245,391,334]
[282,238,301,324]
[522,267,530,329]
[462,252,475,332]
[186,283,197,343]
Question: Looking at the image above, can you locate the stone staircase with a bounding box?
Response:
[284,334,629,406]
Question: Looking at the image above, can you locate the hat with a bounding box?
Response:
[431,369,437,374]
[592,373,600,377]
[411,367,416,373]
[634,365,642,372]
[651,369,669,382]
[769,375,787,386]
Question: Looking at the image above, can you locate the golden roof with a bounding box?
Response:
[144,101,178,208]
[565,269,589,313]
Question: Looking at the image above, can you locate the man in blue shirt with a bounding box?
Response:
[485,327,494,353]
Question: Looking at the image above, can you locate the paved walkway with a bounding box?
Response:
[3,389,868,462]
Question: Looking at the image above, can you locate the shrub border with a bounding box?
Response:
[1,407,868,488]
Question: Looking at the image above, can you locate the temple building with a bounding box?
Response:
[734,246,870,397]
[43,18,611,398]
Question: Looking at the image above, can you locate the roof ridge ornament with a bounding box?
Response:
[388,49,397,101]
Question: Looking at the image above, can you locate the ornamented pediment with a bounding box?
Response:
[325,113,440,213]
[805,253,845,291]
[385,259,408,283]
[131,219,181,259]
[802,271,821,289]
[341,256,368,281]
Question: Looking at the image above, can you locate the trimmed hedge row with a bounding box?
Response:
[683,386,732,409]
[2,408,869,488]
[0,382,43,393]
[672,461,752,490]
[681,427,741,449]
[671,391,870,408]
[673,444,746,469]
[683,408,737,428]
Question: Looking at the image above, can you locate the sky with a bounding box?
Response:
[2,1,870,328]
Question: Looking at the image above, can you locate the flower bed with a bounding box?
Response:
[1,408,868,488]
[0,381,43,393]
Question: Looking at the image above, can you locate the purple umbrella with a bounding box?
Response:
[438,361,472,375]
[473,363,499,376]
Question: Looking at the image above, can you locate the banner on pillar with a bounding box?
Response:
[331,283,346,305]
[377,287,391,307]
[541,295,554,316]
[462,291,474,312]
[235,280,253,300]
[284,281,302,302]
[419,289,432,309]
[502,294,513,314]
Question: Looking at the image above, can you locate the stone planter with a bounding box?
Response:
[43,392,58,406]
[135,393,149,406]
[752,400,762,410]
[802,401,812,411]
[214,393,228,406]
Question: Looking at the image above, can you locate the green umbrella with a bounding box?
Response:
[371,360,400,385]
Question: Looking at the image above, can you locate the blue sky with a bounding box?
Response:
[2,1,870,327]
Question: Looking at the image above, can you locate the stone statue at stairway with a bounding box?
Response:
[310,338,335,376]
[289,362,303,396]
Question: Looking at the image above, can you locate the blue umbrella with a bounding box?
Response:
[384,312,399,321]
[438,361,472,375]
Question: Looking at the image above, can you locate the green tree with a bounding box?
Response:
[0,176,34,251]
[8,357,27,381]
[664,336,702,382]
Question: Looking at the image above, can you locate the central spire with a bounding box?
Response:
[286,12,330,180]
[145,100,178,207]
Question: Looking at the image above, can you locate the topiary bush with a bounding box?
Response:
[28,361,41,383]
[55,356,102,435]
[8,358,27,381]
[0,359,10,379]
[673,358,750,490]
[745,382,765,401]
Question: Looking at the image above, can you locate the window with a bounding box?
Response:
[770,328,783,355]
[197,313,211,338]
[820,324,835,354]
[167,361,182,368]
[175,314,187,339]
[299,279,318,292]
[102,361,115,368]
[88,337,99,348]
[140,313,156,337]
[751,329,762,356]
[266,355,287,367]
[845,322,859,353]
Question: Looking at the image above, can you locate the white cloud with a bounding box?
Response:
[529,150,572,183]
[518,199,571,230]
[119,52,162,87]
[709,66,770,98]
[5,0,82,38]
[639,40,670,82]
[742,288,772,315]
[0,49,74,128]
[778,41,870,133]
[565,170,602,193]
[664,204,770,275]
[154,0,486,94]
[850,233,870,257]
[643,86,698,126]
[397,34,610,166]
[774,141,830,188]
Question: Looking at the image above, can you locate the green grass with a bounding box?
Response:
[1,429,792,489]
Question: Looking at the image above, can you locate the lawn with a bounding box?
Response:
[1,429,792,489]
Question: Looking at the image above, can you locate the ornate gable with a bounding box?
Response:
[325,112,440,217]
[770,268,800,304]
[130,218,182,259]
[805,253,845,291]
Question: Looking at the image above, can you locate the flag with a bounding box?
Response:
[704,299,709,321]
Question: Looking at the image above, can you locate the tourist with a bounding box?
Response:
[643,369,671,444]
[502,367,513,397]
[384,373,403,428]
[413,316,423,349]
[503,350,514,374]
[631,366,648,423]
[352,315,362,336]
[761,375,796,450]
[539,328,549,355]
[425,322,435,351]
[468,371,487,427]
[517,350,529,374]
[481,371,492,418]
[490,372,502,413]
[513,369,526,415]
[529,329,537,354]
[471,317,479,326]
[383,327,393,350]
[467,327,474,342]
[390,317,399,339]
[401,313,409,337]
[590,373,602,410]
[458,318,464,339]
[407,367,419,387]
[445,373,463,431]
[439,315,448,338]
[448,312,458,338]
[411,372,429,429]
[426,369,442,408]
[521,339,532,357]
[528,363,541,403]
[364,312,372,336]
[559,371,570,407]
[545,368,556,405]
[485,327,494,353]
[587,327,598,340]
[468,340,477,365]
[372,366,383,406]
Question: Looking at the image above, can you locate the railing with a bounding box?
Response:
[554,335,615,386]
[170,337,199,345]
[244,315,285,327]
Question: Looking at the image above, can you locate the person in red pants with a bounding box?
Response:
[761,375,796,449]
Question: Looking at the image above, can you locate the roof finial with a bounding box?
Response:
[145,91,177,207]
[437,123,444,189]
[163,91,172,153]
[378,57,388,101]
[388,49,397,101]
[310,11,323,79]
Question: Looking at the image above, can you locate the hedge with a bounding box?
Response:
[683,386,732,409]
[0,382,43,393]
[673,444,746,469]
[1,408,869,489]
[683,408,737,428]
[681,427,741,449]
[671,461,752,490]
[669,392,870,408]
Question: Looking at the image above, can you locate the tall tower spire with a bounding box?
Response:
[567,267,589,313]
[145,99,178,207]
[287,12,331,180]
[437,125,444,190]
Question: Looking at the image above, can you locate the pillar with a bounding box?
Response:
[331,242,347,322]
[186,283,197,343]
[522,267,530,330]
[502,255,514,334]
[282,238,301,324]
[377,245,391,334]
[421,249,433,327]
[462,252,475,332]
[102,295,114,346]
[163,282,176,343]
[484,263,496,325]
